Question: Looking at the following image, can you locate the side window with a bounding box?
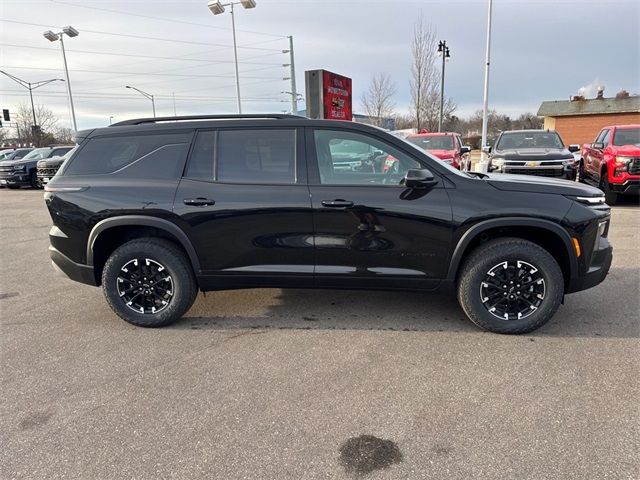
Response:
[216,129,296,184]
[64,133,191,176]
[186,130,215,180]
[594,129,608,144]
[601,129,611,146]
[313,130,421,186]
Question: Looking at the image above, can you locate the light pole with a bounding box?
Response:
[125,86,156,117]
[480,0,494,166]
[0,70,64,131]
[43,26,79,132]
[437,40,450,132]
[207,0,257,114]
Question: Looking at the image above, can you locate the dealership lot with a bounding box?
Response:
[1,189,638,479]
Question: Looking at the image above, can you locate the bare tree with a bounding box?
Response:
[55,127,75,144]
[410,17,456,132]
[361,73,396,127]
[14,104,59,146]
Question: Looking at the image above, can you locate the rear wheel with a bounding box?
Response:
[599,171,617,205]
[457,238,564,334]
[102,238,198,327]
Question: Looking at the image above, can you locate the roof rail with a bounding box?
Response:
[110,114,306,126]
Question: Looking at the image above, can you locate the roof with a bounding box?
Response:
[537,96,640,117]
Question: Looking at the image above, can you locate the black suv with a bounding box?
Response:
[45,115,612,334]
[487,130,580,179]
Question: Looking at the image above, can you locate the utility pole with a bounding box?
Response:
[480,0,493,166]
[288,36,298,115]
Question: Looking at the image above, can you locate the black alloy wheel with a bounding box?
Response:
[117,258,174,315]
[480,260,545,321]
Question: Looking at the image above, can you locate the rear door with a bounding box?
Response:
[173,127,315,289]
[307,127,453,290]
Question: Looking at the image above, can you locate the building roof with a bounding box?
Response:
[537,96,640,117]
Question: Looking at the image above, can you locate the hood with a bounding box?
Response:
[37,157,66,168]
[428,149,455,159]
[486,173,603,196]
[613,145,640,156]
[495,148,573,161]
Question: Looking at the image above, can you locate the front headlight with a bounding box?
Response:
[492,157,505,166]
[13,165,25,171]
[563,158,576,166]
[614,156,632,175]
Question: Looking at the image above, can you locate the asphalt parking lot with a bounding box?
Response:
[1,189,638,479]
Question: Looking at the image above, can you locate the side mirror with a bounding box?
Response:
[482,145,492,154]
[591,142,605,150]
[460,146,471,154]
[404,168,437,189]
[568,144,580,153]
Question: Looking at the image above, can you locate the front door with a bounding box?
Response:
[307,128,453,290]
[173,127,314,289]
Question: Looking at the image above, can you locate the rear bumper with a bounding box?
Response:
[567,236,612,293]
[609,179,640,195]
[49,245,98,286]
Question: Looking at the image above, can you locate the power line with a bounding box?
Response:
[48,0,287,38]
[0,19,284,51]
[0,65,283,80]
[0,43,285,64]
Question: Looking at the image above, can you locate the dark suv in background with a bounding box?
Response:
[36,147,76,186]
[486,130,580,179]
[45,115,612,334]
[0,145,74,188]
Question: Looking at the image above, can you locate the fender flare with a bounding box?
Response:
[446,217,577,282]
[87,215,201,273]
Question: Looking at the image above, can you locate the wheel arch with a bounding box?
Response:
[447,217,578,290]
[88,216,201,282]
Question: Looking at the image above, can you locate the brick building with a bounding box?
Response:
[537,95,640,145]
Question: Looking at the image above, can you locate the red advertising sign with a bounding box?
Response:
[322,70,352,121]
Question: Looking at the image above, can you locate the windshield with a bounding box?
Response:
[613,127,640,147]
[407,135,454,150]
[496,132,563,150]
[22,148,50,160]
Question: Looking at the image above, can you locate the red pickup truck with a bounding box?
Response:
[580,125,640,205]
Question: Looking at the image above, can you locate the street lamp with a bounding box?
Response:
[125,86,156,117]
[437,40,450,132]
[43,26,79,131]
[0,70,64,137]
[207,0,257,114]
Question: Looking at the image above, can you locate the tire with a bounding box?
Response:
[599,173,617,206]
[457,237,564,334]
[577,161,586,183]
[30,171,42,189]
[101,238,198,327]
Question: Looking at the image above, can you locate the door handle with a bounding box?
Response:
[321,199,354,208]
[183,197,215,206]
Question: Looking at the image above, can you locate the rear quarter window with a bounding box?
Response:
[63,133,192,178]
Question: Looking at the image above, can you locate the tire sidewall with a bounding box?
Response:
[458,240,564,334]
[102,240,196,327]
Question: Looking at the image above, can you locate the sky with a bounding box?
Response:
[1,0,638,131]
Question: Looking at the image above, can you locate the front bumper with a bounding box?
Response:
[0,170,30,186]
[567,236,612,293]
[609,179,640,195]
[49,245,98,286]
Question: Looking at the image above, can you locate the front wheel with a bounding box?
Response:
[599,174,618,205]
[457,238,564,334]
[102,238,198,327]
